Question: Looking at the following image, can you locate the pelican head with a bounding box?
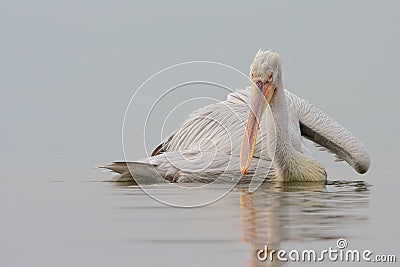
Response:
[240,50,282,175]
[250,50,281,90]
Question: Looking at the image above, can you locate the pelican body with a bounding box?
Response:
[105,51,370,182]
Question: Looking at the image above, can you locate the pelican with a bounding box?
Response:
[104,50,370,182]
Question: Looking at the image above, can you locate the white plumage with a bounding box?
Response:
[104,51,370,183]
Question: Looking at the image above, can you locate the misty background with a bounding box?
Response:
[1,0,399,182]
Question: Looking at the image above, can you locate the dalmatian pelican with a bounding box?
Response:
[104,50,370,182]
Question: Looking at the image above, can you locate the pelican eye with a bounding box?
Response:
[255,80,264,90]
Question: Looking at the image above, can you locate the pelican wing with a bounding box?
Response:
[151,87,370,175]
[285,91,370,174]
[151,88,253,157]
[104,150,274,183]
[151,131,176,156]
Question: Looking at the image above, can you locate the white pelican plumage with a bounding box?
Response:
[105,50,370,182]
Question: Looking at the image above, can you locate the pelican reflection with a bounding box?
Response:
[238,181,370,267]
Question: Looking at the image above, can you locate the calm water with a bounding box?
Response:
[1,176,398,267]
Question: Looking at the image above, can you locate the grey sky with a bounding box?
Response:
[0,0,399,181]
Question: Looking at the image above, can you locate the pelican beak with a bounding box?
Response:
[240,76,275,175]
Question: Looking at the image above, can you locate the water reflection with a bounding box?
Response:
[238,181,370,267]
